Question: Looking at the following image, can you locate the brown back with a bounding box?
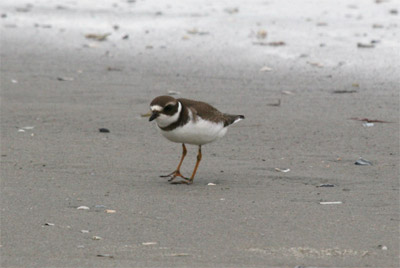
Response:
[178,98,244,127]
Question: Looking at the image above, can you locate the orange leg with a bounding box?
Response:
[188,145,202,183]
[160,143,187,181]
[171,145,202,185]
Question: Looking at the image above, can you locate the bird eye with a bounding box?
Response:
[164,105,173,112]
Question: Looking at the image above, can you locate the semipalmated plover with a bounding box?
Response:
[149,96,244,184]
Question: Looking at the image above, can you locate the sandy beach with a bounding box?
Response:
[1,0,399,267]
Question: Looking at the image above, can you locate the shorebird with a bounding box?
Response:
[149,95,244,184]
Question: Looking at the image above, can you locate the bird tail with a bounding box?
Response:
[224,114,245,126]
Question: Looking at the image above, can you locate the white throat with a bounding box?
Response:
[155,101,181,128]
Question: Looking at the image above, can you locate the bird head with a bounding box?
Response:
[149,96,181,128]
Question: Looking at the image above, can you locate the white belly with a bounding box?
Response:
[159,118,228,145]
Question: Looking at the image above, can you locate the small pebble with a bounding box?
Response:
[378,245,388,250]
[317,184,335,187]
[166,253,190,257]
[142,242,157,245]
[57,76,74,81]
[259,66,273,72]
[362,122,374,127]
[105,209,116,213]
[168,90,180,95]
[97,254,113,258]
[357,43,375,48]
[355,158,372,166]
[99,128,110,133]
[22,126,34,130]
[320,201,342,205]
[275,168,290,173]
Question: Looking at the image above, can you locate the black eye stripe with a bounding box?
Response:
[162,104,178,115]
[164,105,172,111]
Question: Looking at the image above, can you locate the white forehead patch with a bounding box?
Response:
[150,105,163,112]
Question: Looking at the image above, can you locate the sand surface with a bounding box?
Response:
[1,0,399,267]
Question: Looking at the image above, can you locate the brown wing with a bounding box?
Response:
[178,98,222,119]
[178,98,244,126]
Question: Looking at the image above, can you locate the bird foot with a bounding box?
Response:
[160,170,187,182]
[170,179,193,185]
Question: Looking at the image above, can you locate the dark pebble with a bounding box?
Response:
[99,128,110,133]
[317,184,335,187]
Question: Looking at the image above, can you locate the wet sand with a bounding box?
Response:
[1,0,399,267]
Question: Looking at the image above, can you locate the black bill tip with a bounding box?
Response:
[149,112,159,121]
